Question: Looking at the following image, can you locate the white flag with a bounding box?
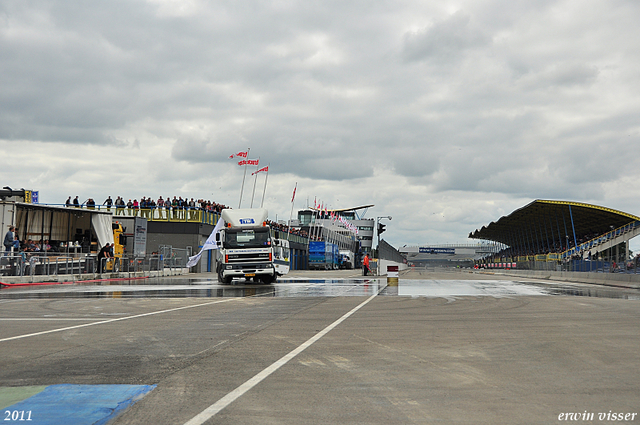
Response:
[186,218,226,267]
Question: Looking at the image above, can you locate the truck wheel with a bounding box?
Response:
[260,274,275,284]
[218,268,232,284]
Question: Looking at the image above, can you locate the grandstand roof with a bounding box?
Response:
[468,200,640,245]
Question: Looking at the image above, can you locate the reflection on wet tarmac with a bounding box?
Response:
[1,277,638,300]
[396,280,549,298]
[529,283,640,300]
[0,278,384,299]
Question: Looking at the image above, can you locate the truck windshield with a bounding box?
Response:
[224,228,271,249]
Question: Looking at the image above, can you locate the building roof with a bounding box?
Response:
[310,204,375,213]
[468,200,640,245]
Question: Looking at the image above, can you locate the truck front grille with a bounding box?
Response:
[227,253,270,263]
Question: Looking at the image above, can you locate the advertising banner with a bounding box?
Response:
[419,247,455,255]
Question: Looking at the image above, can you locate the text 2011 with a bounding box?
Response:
[3,410,32,421]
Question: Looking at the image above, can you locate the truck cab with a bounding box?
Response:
[216,209,278,284]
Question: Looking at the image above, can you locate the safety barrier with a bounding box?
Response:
[0,255,25,276]
[0,251,186,277]
[1,253,96,277]
[479,257,640,274]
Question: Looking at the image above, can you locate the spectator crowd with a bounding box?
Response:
[64,195,230,217]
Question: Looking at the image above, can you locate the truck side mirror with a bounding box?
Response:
[216,233,220,242]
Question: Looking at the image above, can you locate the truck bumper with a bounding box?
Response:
[221,263,275,278]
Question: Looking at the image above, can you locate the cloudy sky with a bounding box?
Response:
[2,0,640,250]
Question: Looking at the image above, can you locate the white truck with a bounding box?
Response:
[339,249,354,269]
[215,208,287,284]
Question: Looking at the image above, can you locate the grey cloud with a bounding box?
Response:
[402,11,491,63]
[547,63,599,87]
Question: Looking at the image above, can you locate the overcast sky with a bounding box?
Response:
[2,0,640,250]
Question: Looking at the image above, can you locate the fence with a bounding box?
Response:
[159,245,192,269]
[1,253,97,277]
[0,250,190,277]
[482,256,640,274]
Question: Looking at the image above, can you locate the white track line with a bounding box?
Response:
[183,292,379,425]
[0,318,106,321]
[0,298,241,343]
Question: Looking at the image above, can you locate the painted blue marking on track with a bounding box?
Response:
[3,384,156,425]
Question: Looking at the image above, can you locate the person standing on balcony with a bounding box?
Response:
[103,196,113,211]
[4,226,15,255]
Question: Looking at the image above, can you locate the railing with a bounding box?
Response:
[159,245,191,269]
[480,256,640,274]
[0,251,186,277]
[111,255,166,274]
[561,221,640,260]
[54,203,222,225]
[1,252,97,276]
[43,204,312,242]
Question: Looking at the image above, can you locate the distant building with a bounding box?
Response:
[399,244,495,267]
[295,204,375,257]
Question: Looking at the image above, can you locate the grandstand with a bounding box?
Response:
[468,200,640,272]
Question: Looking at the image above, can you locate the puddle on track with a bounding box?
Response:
[0,277,638,300]
[0,278,384,299]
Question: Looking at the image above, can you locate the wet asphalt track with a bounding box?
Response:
[1,269,639,424]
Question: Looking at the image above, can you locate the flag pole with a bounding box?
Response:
[287,182,296,242]
[250,156,260,208]
[238,147,250,208]
[306,197,315,264]
[260,163,270,208]
[314,202,322,242]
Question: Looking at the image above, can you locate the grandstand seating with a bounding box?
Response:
[562,221,640,259]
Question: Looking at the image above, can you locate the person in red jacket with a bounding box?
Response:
[363,253,370,276]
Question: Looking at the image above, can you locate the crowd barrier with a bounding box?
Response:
[478,258,640,274]
[0,251,188,277]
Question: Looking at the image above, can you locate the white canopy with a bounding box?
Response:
[92,213,114,248]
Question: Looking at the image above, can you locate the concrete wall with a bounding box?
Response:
[378,259,408,275]
[487,269,640,290]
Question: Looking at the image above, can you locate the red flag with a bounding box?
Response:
[229,150,248,159]
[251,165,269,175]
[291,183,297,203]
[238,159,259,166]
